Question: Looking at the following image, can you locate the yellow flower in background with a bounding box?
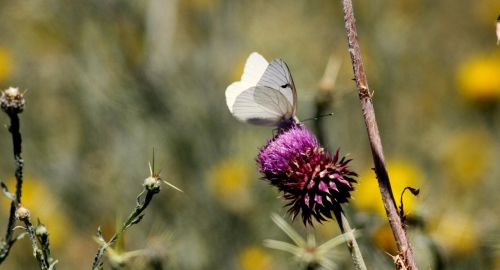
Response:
[430,213,478,255]
[0,47,13,83]
[1,177,72,248]
[372,223,398,254]
[238,246,272,270]
[441,129,493,187]
[457,53,500,102]
[352,160,422,217]
[207,158,254,212]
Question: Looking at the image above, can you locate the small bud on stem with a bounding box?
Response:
[15,206,30,221]
[0,87,25,114]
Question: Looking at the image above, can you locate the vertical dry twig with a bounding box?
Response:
[340,1,419,269]
[0,87,26,263]
[0,88,57,269]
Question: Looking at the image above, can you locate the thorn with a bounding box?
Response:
[152,148,155,175]
[162,180,183,192]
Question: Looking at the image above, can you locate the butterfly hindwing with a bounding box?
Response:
[231,86,292,126]
[241,52,269,84]
[226,53,269,113]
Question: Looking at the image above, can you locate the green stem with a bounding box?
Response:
[91,189,155,269]
[334,209,367,270]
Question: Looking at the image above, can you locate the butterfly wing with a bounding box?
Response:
[225,52,297,126]
[257,58,297,116]
[231,86,293,126]
[226,52,269,112]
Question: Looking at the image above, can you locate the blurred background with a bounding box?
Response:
[0,0,499,269]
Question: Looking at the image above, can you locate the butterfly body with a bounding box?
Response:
[225,52,298,127]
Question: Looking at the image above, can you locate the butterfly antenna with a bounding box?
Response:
[302,113,334,122]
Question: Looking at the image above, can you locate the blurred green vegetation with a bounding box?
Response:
[0,0,499,269]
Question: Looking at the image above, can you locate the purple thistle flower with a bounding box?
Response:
[257,122,357,225]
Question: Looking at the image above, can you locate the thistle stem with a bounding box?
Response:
[333,209,366,270]
[340,0,418,268]
[0,111,25,263]
[91,188,156,269]
[37,222,57,270]
[22,216,51,270]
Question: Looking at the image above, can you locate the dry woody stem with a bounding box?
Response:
[340,0,419,269]
[0,88,56,269]
[21,213,55,270]
[0,104,25,263]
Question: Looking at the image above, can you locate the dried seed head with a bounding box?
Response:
[15,206,30,221]
[0,87,25,113]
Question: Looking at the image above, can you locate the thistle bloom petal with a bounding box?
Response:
[257,123,357,225]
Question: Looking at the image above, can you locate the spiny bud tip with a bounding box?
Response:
[144,176,161,193]
[1,87,25,113]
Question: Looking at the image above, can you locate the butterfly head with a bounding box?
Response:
[277,116,299,132]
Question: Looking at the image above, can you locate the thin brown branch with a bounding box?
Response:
[340,1,418,269]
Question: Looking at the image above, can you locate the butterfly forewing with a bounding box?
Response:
[257,59,297,114]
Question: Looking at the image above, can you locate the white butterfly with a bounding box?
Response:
[225,52,298,127]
